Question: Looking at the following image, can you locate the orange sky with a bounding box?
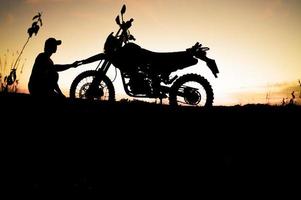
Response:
[1,0,301,105]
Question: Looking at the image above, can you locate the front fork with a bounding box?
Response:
[86,60,112,98]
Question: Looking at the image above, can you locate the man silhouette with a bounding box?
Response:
[28,38,79,97]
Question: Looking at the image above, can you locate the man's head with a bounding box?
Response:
[44,38,62,54]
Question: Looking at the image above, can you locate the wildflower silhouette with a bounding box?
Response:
[0,57,2,88]
[5,12,43,89]
[1,50,26,92]
[299,80,301,99]
[20,59,27,74]
[282,98,286,106]
[27,12,43,38]
[289,91,296,105]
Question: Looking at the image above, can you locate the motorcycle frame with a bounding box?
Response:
[94,57,171,99]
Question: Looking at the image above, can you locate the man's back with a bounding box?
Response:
[28,52,57,96]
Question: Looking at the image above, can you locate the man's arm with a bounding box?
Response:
[53,53,105,71]
[54,64,73,72]
[54,61,80,72]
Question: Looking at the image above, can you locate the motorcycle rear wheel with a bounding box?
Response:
[169,74,214,107]
[70,70,115,101]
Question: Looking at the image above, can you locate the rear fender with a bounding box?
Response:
[200,57,219,78]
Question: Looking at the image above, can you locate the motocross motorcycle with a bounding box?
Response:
[70,5,219,107]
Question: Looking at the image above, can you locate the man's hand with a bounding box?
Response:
[71,61,82,68]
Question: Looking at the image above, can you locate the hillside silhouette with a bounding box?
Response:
[1,93,299,197]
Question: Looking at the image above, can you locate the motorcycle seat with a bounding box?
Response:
[142,49,198,72]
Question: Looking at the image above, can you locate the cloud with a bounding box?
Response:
[71,10,99,20]
[264,81,300,92]
[24,0,41,4]
[0,13,15,25]
[265,81,301,103]
[24,0,73,4]
[229,80,301,105]
[279,83,300,94]
[262,0,290,19]
[23,0,112,4]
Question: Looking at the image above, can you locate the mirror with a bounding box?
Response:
[121,5,126,15]
[115,16,121,25]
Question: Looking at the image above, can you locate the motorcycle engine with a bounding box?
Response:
[128,71,152,94]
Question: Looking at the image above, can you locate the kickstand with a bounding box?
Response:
[159,97,163,105]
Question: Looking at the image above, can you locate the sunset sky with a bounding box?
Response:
[0,0,300,105]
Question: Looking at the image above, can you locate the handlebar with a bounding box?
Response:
[120,18,134,31]
[116,18,135,43]
[115,5,135,43]
[201,47,210,51]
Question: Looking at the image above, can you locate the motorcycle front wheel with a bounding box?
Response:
[169,74,214,107]
[70,70,115,101]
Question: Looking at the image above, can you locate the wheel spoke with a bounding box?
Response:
[69,71,115,102]
[169,74,214,107]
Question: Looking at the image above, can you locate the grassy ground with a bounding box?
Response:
[1,93,300,197]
